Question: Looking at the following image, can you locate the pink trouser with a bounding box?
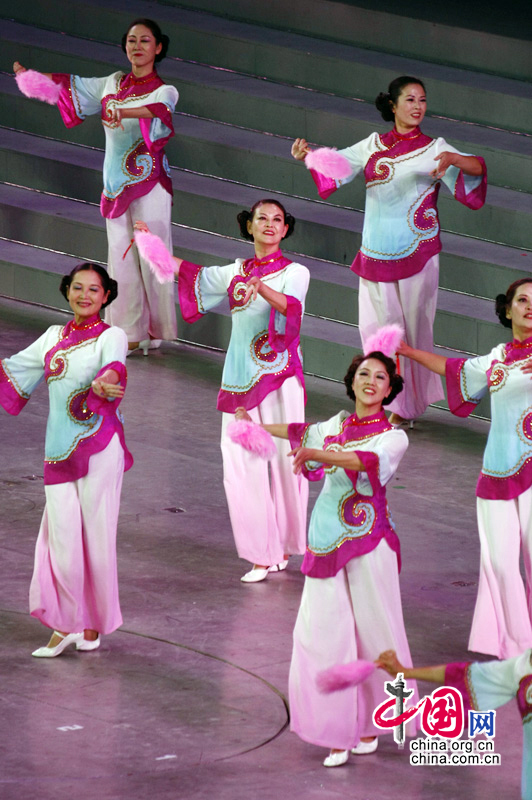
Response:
[105,183,178,343]
[290,540,417,749]
[30,435,124,634]
[221,376,308,566]
[359,255,444,419]
[469,492,532,659]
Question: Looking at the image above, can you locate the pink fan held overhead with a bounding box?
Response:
[363,324,403,359]
[15,70,61,105]
[305,148,352,181]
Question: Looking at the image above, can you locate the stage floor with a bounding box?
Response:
[0,297,523,799]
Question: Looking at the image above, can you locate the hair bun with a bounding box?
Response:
[375,92,394,122]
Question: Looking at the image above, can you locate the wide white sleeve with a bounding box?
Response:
[434,137,486,203]
[99,326,128,367]
[0,327,60,414]
[355,428,408,495]
[336,133,376,187]
[70,73,117,117]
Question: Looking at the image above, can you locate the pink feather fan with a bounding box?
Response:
[227,420,277,461]
[15,70,61,105]
[305,148,352,180]
[316,660,376,693]
[363,324,404,358]
[134,230,176,283]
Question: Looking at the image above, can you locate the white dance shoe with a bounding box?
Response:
[32,631,83,658]
[241,567,270,583]
[268,559,289,573]
[351,738,378,755]
[323,750,349,768]
[76,636,101,651]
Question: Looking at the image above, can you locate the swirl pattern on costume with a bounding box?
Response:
[124,141,153,181]
[45,352,66,382]
[488,363,508,392]
[412,189,439,232]
[229,280,250,309]
[517,410,532,444]
[340,493,376,536]
[68,388,94,423]
[365,151,392,185]
[252,333,278,364]
[517,674,532,723]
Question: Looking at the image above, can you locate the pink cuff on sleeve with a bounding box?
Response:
[345,450,379,492]
[178,261,204,323]
[139,102,175,153]
[288,422,324,481]
[445,358,478,418]
[52,73,84,129]
[308,167,338,200]
[86,361,127,416]
[454,157,487,210]
[0,362,29,415]
[268,295,302,352]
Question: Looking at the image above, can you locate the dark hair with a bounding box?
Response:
[495,277,532,328]
[375,76,426,123]
[121,18,169,63]
[60,263,118,309]
[344,351,404,406]
[237,198,296,241]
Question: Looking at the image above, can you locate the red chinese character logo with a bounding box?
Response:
[420,688,464,738]
[373,685,464,741]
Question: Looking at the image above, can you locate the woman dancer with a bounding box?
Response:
[136,198,309,581]
[13,17,178,353]
[398,277,532,659]
[236,347,417,765]
[292,75,486,424]
[0,264,133,656]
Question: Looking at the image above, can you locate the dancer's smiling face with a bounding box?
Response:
[506,282,532,341]
[392,83,426,133]
[246,203,289,248]
[67,269,110,324]
[352,357,392,410]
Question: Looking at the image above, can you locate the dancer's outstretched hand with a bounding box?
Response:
[91,379,125,399]
[291,138,310,161]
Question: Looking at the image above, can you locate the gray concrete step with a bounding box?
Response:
[1,127,530,307]
[169,0,532,81]
[0,179,511,362]
[2,0,530,130]
[2,12,531,142]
